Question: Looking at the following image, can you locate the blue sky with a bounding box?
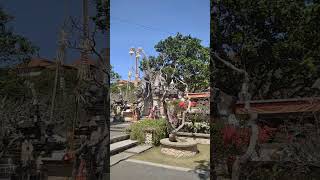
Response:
[1,0,105,64]
[111,0,210,79]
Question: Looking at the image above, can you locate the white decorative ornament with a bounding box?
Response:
[129,47,135,56]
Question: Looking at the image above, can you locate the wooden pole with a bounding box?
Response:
[83,0,89,40]
[80,0,90,80]
[135,55,139,87]
[59,30,67,99]
[49,58,59,123]
[49,29,67,124]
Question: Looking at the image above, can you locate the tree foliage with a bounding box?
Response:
[212,0,320,99]
[91,0,109,33]
[110,65,121,84]
[0,8,38,64]
[211,1,320,179]
[0,69,28,98]
[141,33,209,92]
[0,68,77,134]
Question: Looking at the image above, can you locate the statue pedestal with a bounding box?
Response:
[160,137,198,158]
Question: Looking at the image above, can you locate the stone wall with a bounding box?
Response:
[177,136,210,145]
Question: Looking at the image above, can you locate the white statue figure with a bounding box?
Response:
[21,139,34,167]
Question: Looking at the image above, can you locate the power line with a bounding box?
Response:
[111,16,176,36]
[110,16,210,46]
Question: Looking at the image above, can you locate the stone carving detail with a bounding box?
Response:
[145,133,153,145]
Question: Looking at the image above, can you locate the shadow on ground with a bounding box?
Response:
[193,160,210,180]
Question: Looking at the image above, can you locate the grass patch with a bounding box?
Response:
[130,144,209,169]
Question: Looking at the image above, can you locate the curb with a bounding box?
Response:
[125,159,193,172]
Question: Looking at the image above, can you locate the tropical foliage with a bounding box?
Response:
[141,33,209,92]
[0,8,38,64]
[212,0,320,99]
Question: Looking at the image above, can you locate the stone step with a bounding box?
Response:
[110,128,127,132]
[110,134,130,144]
[110,123,132,132]
[110,126,130,130]
[110,139,138,156]
[110,123,132,129]
[125,144,152,154]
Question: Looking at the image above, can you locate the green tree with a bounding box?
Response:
[110,65,121,84]
[212,0,320,99]
[141,33,209,92]
[91,0,109,33]
[211,1,320,179]
[0,8,38,65]
[110,65,122,94]
[0,69,27,98]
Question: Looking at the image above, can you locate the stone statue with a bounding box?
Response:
[112,100,125,122]
[153,72,162,96]
[136,65,155,116]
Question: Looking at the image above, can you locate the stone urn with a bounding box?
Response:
[169,132,177,142]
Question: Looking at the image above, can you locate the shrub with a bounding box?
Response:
[182,112,210,134]
[182,122,210,134]
[129,118,167,146]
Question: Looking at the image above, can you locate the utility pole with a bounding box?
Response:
[76,0,91,129]
[49,0,69,124]
[59,0,69,99]
[78,0,91,81]
[129,47,142,87]
[126,69,132,100]
[59,30,67,99]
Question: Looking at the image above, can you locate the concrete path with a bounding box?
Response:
[110,152,135,166]
[110,160,209,180]
[110,145,152,166]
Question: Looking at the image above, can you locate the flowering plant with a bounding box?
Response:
[222,125,277,151]
[178,101,187,109]
[221,124,277,172]
[178,100,197,109]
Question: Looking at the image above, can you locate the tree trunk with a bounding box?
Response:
[162,98,175,135]
[231,113,258,180]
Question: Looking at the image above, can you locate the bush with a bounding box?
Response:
[182,122,210,134]
[129,119,167,146]
[182,112,210,134]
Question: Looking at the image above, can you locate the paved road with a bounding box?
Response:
[110,161,209,180]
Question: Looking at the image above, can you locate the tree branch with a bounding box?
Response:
[213,51,259,180]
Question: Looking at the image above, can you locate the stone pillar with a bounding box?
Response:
[144,128,155,145]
